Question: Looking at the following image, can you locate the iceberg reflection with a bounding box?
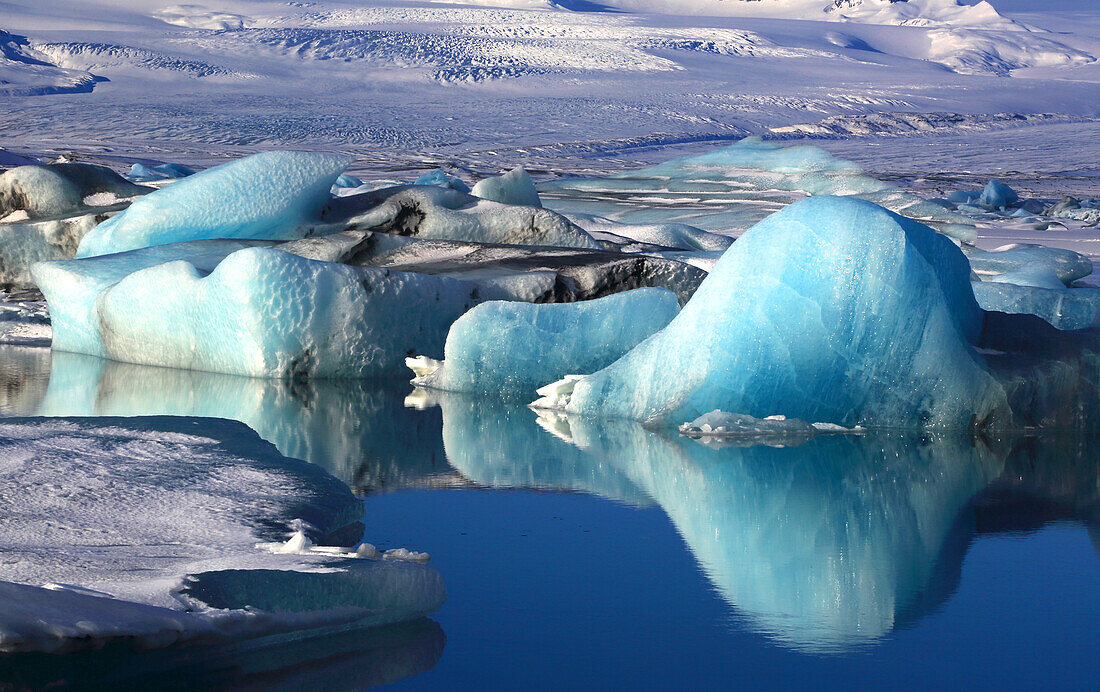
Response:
[6,347,1096,652]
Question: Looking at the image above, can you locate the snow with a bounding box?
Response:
[409,288,680,395]
[0,416,445,653]
[537,195,1010,430]
[76,151,351,258]
[471,167,543,208]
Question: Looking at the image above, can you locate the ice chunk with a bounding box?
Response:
[334,173,364,188]
[538,137,978,242]
[964,243,1093,284]
[411,288,680,395]
[279,230,703,304]
[0,211,102,289]
[988,263,1066,290]
[0,163,148,221]
[972,281,1100,331]
[545,196,1009,430]
[325,184,599,250]
[35,243,486,378]
[0,416,445,653]
[413,169,471,193]
[978,179,1019,210]
[76,151,351,258]
[125,162,195,183]
[567,213,733,252]
[678,409,860,444]
[471,167,542,208]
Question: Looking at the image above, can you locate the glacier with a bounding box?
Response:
[409,288,680,396]
[76,151,351,258]
[0,416,445,654]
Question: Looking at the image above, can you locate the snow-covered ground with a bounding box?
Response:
[1,0,1099,181]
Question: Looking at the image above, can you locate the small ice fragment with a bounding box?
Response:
[407,355,443,379]
[383,549,430,563]
[356,543,379,558]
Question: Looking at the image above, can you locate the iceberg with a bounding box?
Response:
[324,184,601,250]
[125,162,195,183]
[471,167,542,208]
[974,281,1100,331]
[76,151,351,258]
[0,163,148,221]
[35,243,485,379]
[409,288,680,395]
[540,195,1009,430]
[964,244,1093,284]
[413,169,471,193]
[1,212,101,289]
[0,416,445,653]
[566,213,733,252]
[537,137,979,241]
[977,179,1019,210]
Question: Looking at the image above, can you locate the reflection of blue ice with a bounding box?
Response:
[434,391,1003,651]
[32,351,452,491]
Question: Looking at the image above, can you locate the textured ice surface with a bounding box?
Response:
[978,179,1019,210]
[0,416,445,653]
[411,288,680,395]
[965,244,1094,284]
[1,212,102,289]
[539,138,978,241]
[281,230,705,303]
[0,163,147,220]
[414,169,471,193]
[324,185,600,249]
[567,213,733,252]
[544,195,1009,430]
[36,243,485,378]
[973,281,1100,331]
[125,162,195,183]
[76,151,351,258]
[471,167,542,208]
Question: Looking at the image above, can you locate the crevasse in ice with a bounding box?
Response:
[76,151,351,258]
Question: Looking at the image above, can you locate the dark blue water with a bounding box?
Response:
[1,347,1097,690]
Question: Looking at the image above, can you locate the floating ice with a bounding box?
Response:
[539,195,1010,430]
[35,243,485,378]
[678,410,861,444]
[973,281,1100,331]
[0,163,147,220]
[324,184,600,250]
[471,167,542,208]
[413,169,471,193]
[964,243,1093,284]
[410,288,680,395]
[538,137,978,242]
[76,151,351,258]
[978,179,1019,210]
[1,211,102,289]
[0,416,445,653]
[567,213,733,252]
[125,162,195,183]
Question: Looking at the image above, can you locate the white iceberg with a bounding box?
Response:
[471,167,542,208]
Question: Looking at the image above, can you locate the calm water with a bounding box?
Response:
[1,345,1098,690]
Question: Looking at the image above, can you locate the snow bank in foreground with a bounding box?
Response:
[535,195,1009,430]
[409,288,680,395]
[76,151,350,258]
[0,416,445,653]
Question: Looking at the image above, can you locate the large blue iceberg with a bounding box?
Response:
[538,195,1009,430]
[76,151,350,258]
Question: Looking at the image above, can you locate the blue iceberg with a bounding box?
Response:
[539,195,1009,430]
[77,151,351,258]
[410,288,680,396]
[471,167,542,208]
